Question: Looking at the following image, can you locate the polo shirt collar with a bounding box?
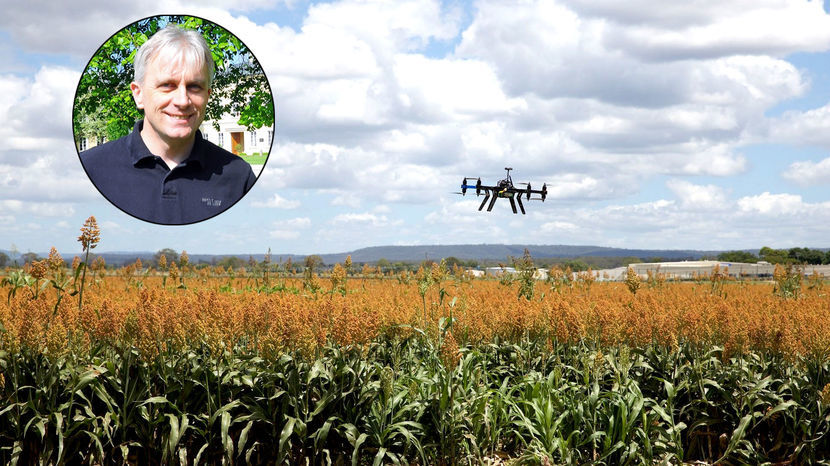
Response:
[127,120,206,168]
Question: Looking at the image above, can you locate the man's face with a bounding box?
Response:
[131,51,210,146]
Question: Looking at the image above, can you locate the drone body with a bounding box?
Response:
[459,168,547,214]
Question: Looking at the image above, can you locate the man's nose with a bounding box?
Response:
[172,85,190,106]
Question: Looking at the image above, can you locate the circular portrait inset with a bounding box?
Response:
[73,15,274,225]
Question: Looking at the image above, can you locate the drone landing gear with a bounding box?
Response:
[487,193,498,211]
[478,192,490,211]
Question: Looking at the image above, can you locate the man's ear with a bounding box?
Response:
[130,81,144,109]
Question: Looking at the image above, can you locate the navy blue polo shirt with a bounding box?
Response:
[80,121,256,224]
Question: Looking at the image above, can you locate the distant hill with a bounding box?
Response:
[0,244,788,267]
[316,244,720,264]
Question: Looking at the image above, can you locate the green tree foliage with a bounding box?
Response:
[443,256,465,269]
[560,259,590,272]
[73,15,274,144]
[376,258,391,273]
[21,252,40,266]
[0,252,8,268]
[216,256,245,270]
[154,248,180,268]
[759,247,791,265]
[759,246,827,265]
[304,255,324,273]
[787,247,826,265]
[717,250,759,263]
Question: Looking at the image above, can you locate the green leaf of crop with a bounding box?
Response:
[373,447,388,466]
[716,414,753,463]
[237,420,253,457]
[194,443,209,465]
[763,400,797,421]
[278,416,296,463]
[140,396,172,406]
[209,400,241,425]
[221,411,233,459]
[351,432,368,466]
[54,412,65,463]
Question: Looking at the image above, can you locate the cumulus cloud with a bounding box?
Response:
[578,0,830,60]
[666,179,730,210]
[765,104,830,149]
[269,217,311,239]
[3,0,830,253]
[737,192,806,215]
[782,157,830,187]
[251,193,301,208]
[0,67,78,146]
[0,0,290,58]
[0,200,75,218]
[331,212,401,227]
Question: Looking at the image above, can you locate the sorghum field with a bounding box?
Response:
[1,221,829,464]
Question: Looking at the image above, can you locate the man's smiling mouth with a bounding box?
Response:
[166,113,193,121]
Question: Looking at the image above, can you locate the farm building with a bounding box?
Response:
[483,267,549,280]
[595,261,830,281]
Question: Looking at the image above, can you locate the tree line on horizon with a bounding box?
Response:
[716,247,830,265]
[5,246,828,273]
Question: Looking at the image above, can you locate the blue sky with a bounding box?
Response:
[1,0,830,257]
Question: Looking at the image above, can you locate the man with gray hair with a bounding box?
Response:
[80,24,257,225]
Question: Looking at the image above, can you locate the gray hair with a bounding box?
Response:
[133,24,215,87]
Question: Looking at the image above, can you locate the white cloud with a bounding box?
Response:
[2,1,830,254]
[0,67,78,146]
[0,200,75,217]
[304,0,460,50]
[269,217,311,239]
[766,103,830,149]
[0,0,291,58]
[393,54,524,121]
[666,179,730,210]
[269,230,301,240]
[251,193,301,208]
[331,193,362,208]
[737,192,806,215]
[540,221,580,233]
[677,144,747,176]
[582,0,830,60]
[782,156,830,187]
[278,217,312,228]
[331,212,401,227]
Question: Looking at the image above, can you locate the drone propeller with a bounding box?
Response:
[461,177,485,196]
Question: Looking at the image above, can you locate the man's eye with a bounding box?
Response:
[160,83,175,90]
[188,85,203,92]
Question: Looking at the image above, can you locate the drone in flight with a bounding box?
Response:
[458,167,547,214]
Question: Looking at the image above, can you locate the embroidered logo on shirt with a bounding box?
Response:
[202,198,222,207]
